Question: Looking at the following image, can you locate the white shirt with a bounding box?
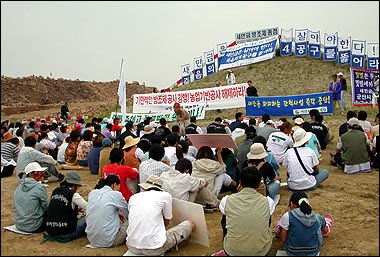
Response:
[57,142,68,163]
[226,72,236,85]
[266,131,294,164]
[139,158,171,184]
[283,147,318,190]
[164,146,178,169]
[126,191,172,249]
[160,169,206,201]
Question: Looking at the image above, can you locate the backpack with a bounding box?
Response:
[206,123,226,134]
[185,123,198,134]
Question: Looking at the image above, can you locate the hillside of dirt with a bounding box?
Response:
[0,76,155,121]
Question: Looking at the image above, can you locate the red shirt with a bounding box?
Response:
[102,163,139,201]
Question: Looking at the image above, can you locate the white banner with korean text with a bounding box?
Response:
[133,83,248,113]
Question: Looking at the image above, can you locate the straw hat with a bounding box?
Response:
[247,143,268,160]
[293,128,313,147]
[143,125,155,135]
[122,136,140,149]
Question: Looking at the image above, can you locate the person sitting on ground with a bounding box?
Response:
[256,119,278,142]
[164,133,180,169]
[229,112,244,132]
[76,129,94,167]
[98,138,113,177]
[192,146,237,212]
[358,110,372,140]
[241,143,281,200]
[207,117,231,134]
[252,135,281,177]
[335,117,371,174]
[102,148,139,201]
[1,132,20,177]
[85,174,129,248]
[45,171,87,242]
[118,121,137,149]
[160,158,206,202]
[283,128,329,191]
[213,166,274,256]
[138,143,171,184]
[126,175,195,256]
[16,136,64,182]
[266,121,294,165]
[276,191,333,256]
[236,125,257,172]
[339,110,357,137]
[311,114,331,150]
[64,129,81,166]
[87,134,104,175]
[155,118,172,142]
[122,136,143,170]
[231,122,248,144]
[13,162,49,233]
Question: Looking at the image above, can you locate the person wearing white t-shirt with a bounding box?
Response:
[126,175,194,256]
[283,128,329,191]
[266,121,294,165]
[226,70,236,85]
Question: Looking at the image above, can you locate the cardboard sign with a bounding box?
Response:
[170,198,209,247]
[186,134,237,151]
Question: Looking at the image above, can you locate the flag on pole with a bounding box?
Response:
[118,59,127,124]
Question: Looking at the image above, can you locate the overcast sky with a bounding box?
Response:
[1,1,379,90]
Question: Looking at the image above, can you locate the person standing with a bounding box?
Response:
[173,102,190,136]
[60,102,69,123]
[226,70,236,85]
[246,80,258,97]
[337,72,347,110]
[328,74,342,114]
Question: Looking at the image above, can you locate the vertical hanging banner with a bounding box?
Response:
[181,63,191,85]
[217,42,227,69]
[351,40,366,69]
[351,67,379,106]
[367,43,379,70]
[193,57,204,81]
[204,50,216,76]
[323,32,338,61]
[280,28,293,56]
[294,29,308,57]
[338,36,351,66]
[308,30,321,58]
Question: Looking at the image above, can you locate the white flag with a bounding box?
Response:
[118,59,127,124]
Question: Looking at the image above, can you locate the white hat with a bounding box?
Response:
[247,143,268,160]
[143,125,155,134]
[294,117,304,126]
[293,128,313,147]
[266,120,274,125]
[337,72,343,76]
[24,162,47,175]
[138,175,163,191]
[347,117,359,127]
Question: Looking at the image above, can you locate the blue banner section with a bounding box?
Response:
[338,51,351,66]
[280,41,292,56]
[194,69,203,81]
[323,47,337,61]
[218,36,277,69]
[308,44,321,58]
[295,42,307,56]
[206,63,215,76]
[367,57,379,70]
[245,92,333,116]
[182,76,190,85]
[351,55,365,68]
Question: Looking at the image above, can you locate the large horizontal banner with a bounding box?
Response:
[111,104,206,125]
[218,36,278,71]
[245,92,333,116]
[133,83,247,113]
[351,67,379,106]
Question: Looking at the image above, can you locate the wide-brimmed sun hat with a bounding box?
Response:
[293,128,313,147]
[122,136,140,149]
[138,175,163,191]
[247,143,268,160]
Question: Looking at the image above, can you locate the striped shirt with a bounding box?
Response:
[1,142,20,162]
[139,158,171,184]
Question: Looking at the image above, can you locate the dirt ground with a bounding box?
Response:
[1,106,379,256]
